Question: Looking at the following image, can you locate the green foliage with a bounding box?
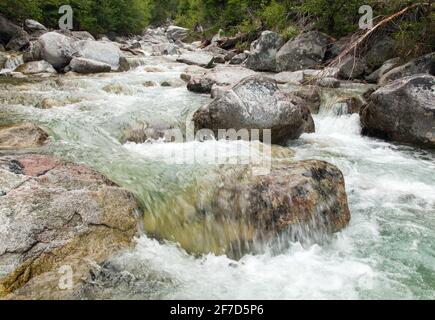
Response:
[281,24,299,41]
[393,11,435,60]
[0,0,433,61]
[259,0,287,31]
[1,0,154,35]
[0,0,42,22]
[297,0,365,37]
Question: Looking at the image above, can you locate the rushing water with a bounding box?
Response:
[1,56,434,299]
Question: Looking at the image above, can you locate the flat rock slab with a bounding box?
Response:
[176,52,214,68]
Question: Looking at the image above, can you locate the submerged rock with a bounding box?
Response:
[0,123,49,150]
[143,159,350,258]
[361,74,435,148]
[0,154,140,299]
[245,31,284,72]
[193,75,314,144]
[69,57,111,74]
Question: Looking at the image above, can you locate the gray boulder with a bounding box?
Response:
[75,40,123,71]
[365,57,401,83]
[166,26,189,42]
[230,52,248,65]
[69,57,111,74]
[177,52,215,68]
[187,65,256,93]
[337,55,367,79]
[276,31,334,72]
[361,74,435,148]
[379,52,435,85]
[24,19,47,39]
[38,32,77,69]
[245,31,284,72]
[364,35,397,73]
[193,75,314,144]
[141,27,169,45]
[0,15,30,51]
[274,71,305,84]
[203,45,236,62]
[72,31,95,41]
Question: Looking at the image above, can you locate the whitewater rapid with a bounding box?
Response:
[107,113,435,300]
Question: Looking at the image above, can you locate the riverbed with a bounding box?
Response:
[1,56,434,299]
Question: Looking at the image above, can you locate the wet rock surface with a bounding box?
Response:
[0,123,49,150]
[0,154,140,299]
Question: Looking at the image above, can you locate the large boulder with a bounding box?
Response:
[71,31,95,41]
[0,15,30,51]
[186,65,256,94]
[141,27,169,45]
[24,19,47,39]
[166,26,189,42]
[193,75,314,144]
[276,31,334,72]
[6,33,30,52]
[379,52,435,85]
[24,19,47,33]
[361,74,435,148]
[365,57,401,83]
[203,44,236,63]
[38,32,77,69]
[69,57,111,74]
[0,15,18,45]
[245,31,285,72]
[14,60,56,74]
[143,159,350,258]
[0,154,140,299]
[337,55,367,79]
[176,52,215,68]
[75,40,123,71]
[364,35,397,74]
[0,123,49,149]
